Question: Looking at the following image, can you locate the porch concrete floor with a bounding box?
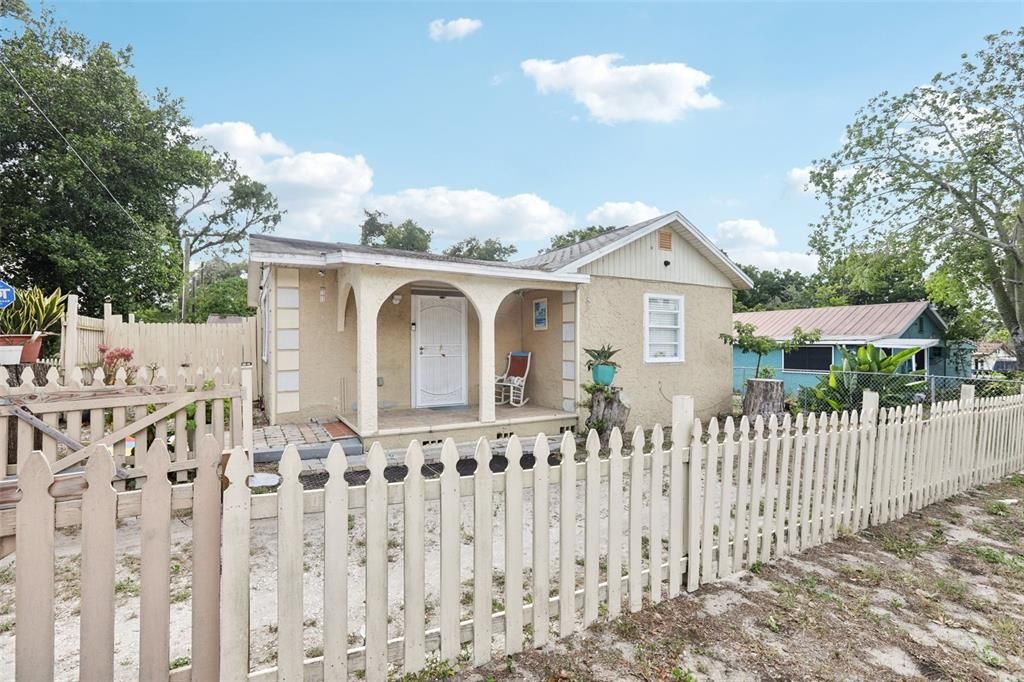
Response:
[342,403,576,434]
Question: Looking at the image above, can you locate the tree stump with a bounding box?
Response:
[742,378,785,419]
[586,386,630,449]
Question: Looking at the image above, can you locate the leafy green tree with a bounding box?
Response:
[810,243,928,307]
[186,276,252,323]
[808,28,1024,363]
[359,210,432,252]
[734,265,812,311]
[0,6,193,315]
[175,150,283,261]
[544,225,615,252]
[442,237,516,261]
[719,322,821,377]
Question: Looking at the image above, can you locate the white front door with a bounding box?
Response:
[412,295,468,407]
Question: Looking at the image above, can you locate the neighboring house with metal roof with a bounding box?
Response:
[731,301,973,394]
[247,211,752,447]
[972,341,1018,374]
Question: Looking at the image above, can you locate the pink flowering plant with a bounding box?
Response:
[98,344,138,385]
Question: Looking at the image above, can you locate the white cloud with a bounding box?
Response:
[520,53,721,124]
[716,218,778,248]
[786,166,813,194]
[190,121,373,238]
[714,219,818,274]
[371,187,573,243]
[429,18,482,42]
[585,201,662,226]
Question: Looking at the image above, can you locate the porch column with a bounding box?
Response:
[478,303,498,423]
[356,296,379,435]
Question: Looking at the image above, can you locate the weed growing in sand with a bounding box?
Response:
[169,656,190,670]
[671,667,697,682]
[984,500,1010,516]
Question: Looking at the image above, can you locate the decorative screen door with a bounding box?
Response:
[412,295,468,407]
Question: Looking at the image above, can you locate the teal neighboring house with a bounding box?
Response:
[731,301,973,394]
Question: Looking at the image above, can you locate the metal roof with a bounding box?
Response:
[733,301,945,342]
[514,215,665,271]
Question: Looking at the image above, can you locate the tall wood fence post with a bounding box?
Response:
[241,363,254,458]
[862,390,879,424]
[959,383,976,487]
[102,301,117,348]
[63,293,80,370]
[670,395,694,598]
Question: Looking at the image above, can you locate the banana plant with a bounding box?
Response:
[810,344,928,412]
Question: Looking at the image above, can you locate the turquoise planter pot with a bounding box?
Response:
[591,364,616,386]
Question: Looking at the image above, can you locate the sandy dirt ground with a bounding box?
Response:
[0,454,656,681]
[2,461,1022,681]
[456,471,1024,682]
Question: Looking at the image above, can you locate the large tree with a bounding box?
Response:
[442,237,516,261]
[359,210,432,252]
[808,28,1024,362]
[174,149,283,262]
[734,265,812,311]
[0,5,193,314]
[544,225,615,252]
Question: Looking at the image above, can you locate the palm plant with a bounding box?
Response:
[809,344,927,411]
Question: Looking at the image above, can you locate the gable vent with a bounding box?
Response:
[658,229,672,251]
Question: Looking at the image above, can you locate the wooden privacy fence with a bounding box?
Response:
[6,388,1024,680]
[59,295,258,394]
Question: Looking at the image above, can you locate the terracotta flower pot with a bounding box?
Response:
[0,333,43,363]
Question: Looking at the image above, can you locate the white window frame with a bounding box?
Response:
[643,293,684,363]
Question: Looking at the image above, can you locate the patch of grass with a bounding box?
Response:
[169,656,190,670]
[1005,473,1024,487]
[0,566,14,585]
[305,645,323,658]
[171,588,191,603]
[879,528,945,559]
[965,544,1024,576]
[671,668,697,682]
[0,618,14,634]
[749,560,764,575]
[977,644,1003,669]
[114,578,140,598]
[394,655,456,681]
[764,615,780,633]
[984,500,1010,516]
[838,563,884,586]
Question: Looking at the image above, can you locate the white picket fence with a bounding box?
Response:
[5,388,1024,680]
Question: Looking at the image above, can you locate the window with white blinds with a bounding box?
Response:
[644,293,684,362]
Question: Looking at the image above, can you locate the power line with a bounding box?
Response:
[0,56,146,232]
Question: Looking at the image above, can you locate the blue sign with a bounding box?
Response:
[0,281,14,310]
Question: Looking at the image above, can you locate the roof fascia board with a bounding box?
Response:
[555,211,754,289]
[251,249,590,284]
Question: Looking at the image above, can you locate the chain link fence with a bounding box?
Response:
[735,366,1024,414]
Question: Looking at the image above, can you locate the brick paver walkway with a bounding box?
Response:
[252,422,334,450]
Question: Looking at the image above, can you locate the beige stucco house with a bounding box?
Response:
[248,212,752,447]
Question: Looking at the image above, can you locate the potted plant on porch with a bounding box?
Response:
[584,344,621,386]
[0,287,67,363]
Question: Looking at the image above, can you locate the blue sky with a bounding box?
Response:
[42,2,1024,269]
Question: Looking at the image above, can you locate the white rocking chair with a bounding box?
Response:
[495,351,531,407]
